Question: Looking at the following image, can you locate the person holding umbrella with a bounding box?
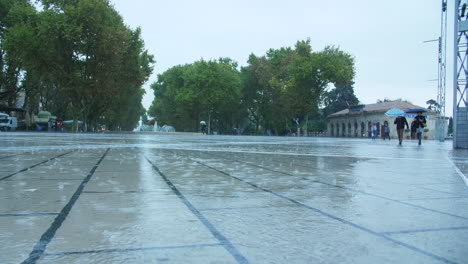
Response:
[414,111,427,145]
[404,108,427,145]
[200,121,207,135]
[385,108,406,143]
[394,114,409,145]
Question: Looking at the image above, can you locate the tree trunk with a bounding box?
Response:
[304,114,308,137]
[208,111,211,135]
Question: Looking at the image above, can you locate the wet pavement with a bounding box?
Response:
[0,132,467,264]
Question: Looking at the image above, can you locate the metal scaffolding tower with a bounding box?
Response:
[453,0,468,148]
[437,0,448,142]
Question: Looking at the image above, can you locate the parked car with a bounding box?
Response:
[0,113,8,130]
[0,113,18,131]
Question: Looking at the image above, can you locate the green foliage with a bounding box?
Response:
[241,49,292,134]
[1,0,154,131]
[240,39,355,135]
[322,82,359,117]
[426,99,440,113]
[3,2,358,134]
[0,0,36,106]
[150,39,357,135]
[149,59,242,133]
[306,118,328,132]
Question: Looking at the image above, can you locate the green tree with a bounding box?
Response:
[5,0,153,131]
[104,27,154,131]
[286,43,355,134]
[241,48,293,135]
[149,64,192,130]
[242,40,355,135]
[149,58,242,133]
[0,0,36,106]
[426,99,440,113]
[322,82,359,117]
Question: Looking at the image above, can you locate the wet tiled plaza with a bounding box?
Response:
[1,132,467,264]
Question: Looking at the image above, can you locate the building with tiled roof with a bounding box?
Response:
[327,100,440,140]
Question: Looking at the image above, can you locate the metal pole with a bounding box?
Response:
[453,0,460,148]
[438,36,444,142]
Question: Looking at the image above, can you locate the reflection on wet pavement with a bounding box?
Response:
[0,132,467,264]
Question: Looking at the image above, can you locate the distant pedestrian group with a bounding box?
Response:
[393,111,426,145]
[370,123,390,141]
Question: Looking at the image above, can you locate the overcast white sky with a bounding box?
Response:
[110,0,453,116]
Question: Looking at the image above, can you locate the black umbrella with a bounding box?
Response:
[405,108,427,114]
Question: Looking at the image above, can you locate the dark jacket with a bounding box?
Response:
[414,115,427,129]
[394,116,409,130]
[411,120,417,133]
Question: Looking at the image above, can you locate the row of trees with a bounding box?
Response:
[0,0,154,131]
[149,40,358,135]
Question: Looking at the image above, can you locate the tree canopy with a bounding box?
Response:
[148,58,242,133]
[2,1,357,134]
[150,39,357,135]
[0,0,154,131]
[426,99,440,113]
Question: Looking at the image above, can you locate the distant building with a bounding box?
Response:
[327,100,440,140]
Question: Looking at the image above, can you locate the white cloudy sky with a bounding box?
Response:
[110,0,453,116]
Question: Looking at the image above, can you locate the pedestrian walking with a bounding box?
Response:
[293,117,300,137]
[414,111,427,145]
[394,115,409,145]
[200,121,207,135]
[384,124,390,140]
[371,123,377,141]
